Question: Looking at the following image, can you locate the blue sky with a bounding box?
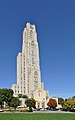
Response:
[0,0,75,98]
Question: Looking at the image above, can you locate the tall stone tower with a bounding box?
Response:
[12,22,49,108]
[12,23,44,96]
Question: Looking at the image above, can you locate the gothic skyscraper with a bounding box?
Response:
[12,22,49,108]
[12,23,44,95]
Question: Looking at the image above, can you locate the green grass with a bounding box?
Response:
[0,113,75,120]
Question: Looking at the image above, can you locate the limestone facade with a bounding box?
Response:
[12,22,49,108]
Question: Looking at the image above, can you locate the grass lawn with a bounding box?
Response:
[0,113,75,120]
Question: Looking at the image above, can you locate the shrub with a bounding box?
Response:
[70,109,75,112]
[20,109,29,112]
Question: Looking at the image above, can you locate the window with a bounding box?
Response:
[38,103,40,108]
[24,91,25,93]
[42,103,45,108]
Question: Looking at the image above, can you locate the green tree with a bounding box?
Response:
[0,88,13,108]
[18,94,23,98]
[10,97,21,109]
[63,97,75,111]
[25,98,36,112]
[22,95,28,99]
[72,96,75,99]
[18,94,28,99]
[58,98,64,106]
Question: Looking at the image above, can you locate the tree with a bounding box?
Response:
[72,96,75,99]
[0,88,13,108]
[10,97,21,109]
[47,98,57,109]
[18,94,23,98]
[58,98,64,106]
[18,94,28,99]
[25,98,36,112]
[64,98,75,110]
[22,95,28,99]
[0,94,4,108]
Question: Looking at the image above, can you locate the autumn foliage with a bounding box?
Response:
[47,98,57,108]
